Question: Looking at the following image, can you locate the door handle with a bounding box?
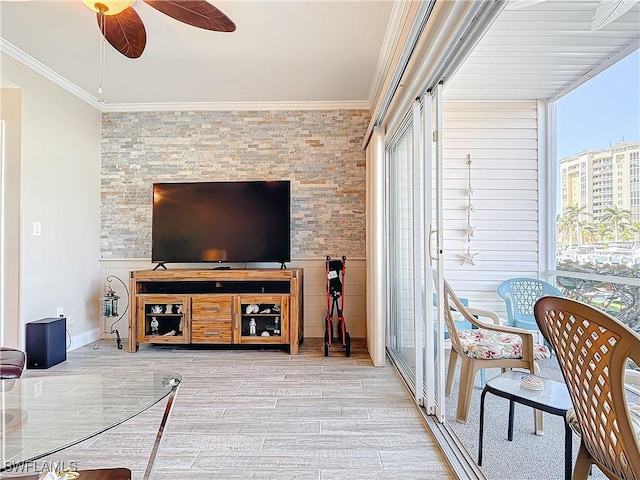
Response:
[428,225,439,261]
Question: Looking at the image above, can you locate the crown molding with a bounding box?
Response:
[101,100,371,113]
[2,37,371,113]
[0,37,102,111]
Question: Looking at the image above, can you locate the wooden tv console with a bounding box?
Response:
[128,268,303,354]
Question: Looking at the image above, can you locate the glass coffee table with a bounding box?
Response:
[1,372,181,479]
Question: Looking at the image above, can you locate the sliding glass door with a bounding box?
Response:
[423,87,445,420]
[386,91,445,419]
[386,115,417,387]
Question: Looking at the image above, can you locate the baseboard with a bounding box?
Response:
[299,336,368,353]
[68,327,101,352]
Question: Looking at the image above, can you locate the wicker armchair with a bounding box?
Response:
[534,296,640,480]
[443,280,551,424]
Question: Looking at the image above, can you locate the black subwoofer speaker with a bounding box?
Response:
[26,317,67,369]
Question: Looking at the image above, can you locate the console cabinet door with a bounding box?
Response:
[137,295,190,344]
[234,295,289,345]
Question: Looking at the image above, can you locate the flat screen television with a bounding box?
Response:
[152,181,291,265]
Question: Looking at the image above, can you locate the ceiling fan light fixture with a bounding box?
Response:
[82,0,135,15]
[83,0,235,60]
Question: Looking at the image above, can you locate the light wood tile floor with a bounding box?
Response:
[20,341,453,480]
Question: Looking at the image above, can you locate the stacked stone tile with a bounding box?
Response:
[100,109,370,260]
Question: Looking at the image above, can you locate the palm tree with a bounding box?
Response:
[560,204,591,246]
[620,225,639,241]
[556,213,574,246]
[629,222,640,241]
[599,205,632,242]
[596,222,613,242]
[582,223,597,243]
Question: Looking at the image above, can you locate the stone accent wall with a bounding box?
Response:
[100,109,369,260]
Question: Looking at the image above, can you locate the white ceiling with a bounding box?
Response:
[0,0,395,108]
[1,0,638,110]
[446,0,640,102]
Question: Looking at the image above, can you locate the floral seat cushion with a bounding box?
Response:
[457,328,551,360]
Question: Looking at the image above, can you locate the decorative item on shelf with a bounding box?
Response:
[260,307,271,314]
[460,154,478,266]
[249,318,257,336]
[172,304,182,314]
[272,304,281,313]
[150,317,159,335]
[274,316,280,335]
[246,304,259,314]
[95,274,129,350]
[151,304,163,314]
[261,331,270,337]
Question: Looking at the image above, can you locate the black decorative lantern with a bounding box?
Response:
[96,275,129,350]
[100,282,120,317]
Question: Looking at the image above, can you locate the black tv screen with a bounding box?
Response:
[152,181,291,264]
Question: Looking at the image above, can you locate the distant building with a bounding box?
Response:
[560,141,640,222]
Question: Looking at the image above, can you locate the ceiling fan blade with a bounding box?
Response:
[591,0,638,31]
[143,0,236,32]
[97,7,147,58]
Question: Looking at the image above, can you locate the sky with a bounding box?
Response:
[557,50,640,160]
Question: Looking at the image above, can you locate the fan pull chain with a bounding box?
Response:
[98,12,106,103]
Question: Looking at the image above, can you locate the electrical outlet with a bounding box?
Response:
[57,307,64,317]
[34,380,42,399]
[33,221,42,236]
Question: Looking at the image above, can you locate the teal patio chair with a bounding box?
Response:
[497,278,563,332]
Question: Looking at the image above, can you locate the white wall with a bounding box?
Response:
[0,52,102,350]
[0,88,22,348]
[442,101,540,316]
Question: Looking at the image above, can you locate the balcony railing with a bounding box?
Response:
[555,261,640,335]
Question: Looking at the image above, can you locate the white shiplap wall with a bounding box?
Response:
[442,101,541,316]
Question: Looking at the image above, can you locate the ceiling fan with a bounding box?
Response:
[507,0,639,31]
[82,0,236,59]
